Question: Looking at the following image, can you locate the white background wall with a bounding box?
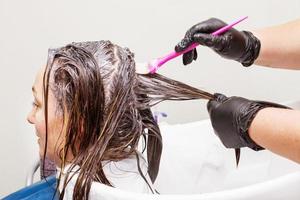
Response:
[0,0,300,197]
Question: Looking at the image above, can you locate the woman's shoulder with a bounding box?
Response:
[58,152,155,199]
[3,175,58,200]
[102,153,155,193]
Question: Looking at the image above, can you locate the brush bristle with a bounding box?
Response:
[149,59,160,74]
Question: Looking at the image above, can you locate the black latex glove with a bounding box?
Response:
[175,18,261,67]
[207,93,290,150]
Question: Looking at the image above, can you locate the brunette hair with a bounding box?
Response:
[43,40,213,199]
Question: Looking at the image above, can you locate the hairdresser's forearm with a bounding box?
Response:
[252,19,300,69]
[248,107,300,163]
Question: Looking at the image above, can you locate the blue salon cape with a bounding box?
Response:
[3,175,59,200]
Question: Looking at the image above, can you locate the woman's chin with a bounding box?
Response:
[39,149,44,156]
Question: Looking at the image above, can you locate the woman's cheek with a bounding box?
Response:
[44,114,64,157]
[35,110,46,140]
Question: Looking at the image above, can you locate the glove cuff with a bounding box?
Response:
[239,31,261,67]
[237,102,265,151]
[238,101,290,151]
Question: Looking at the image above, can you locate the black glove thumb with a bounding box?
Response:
[207,93,228,114]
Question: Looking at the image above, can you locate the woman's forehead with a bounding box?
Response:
[33,66,46,95]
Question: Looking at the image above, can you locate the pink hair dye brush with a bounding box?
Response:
[136,16,248,74]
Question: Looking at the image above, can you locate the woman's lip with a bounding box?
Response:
[35,132,40,138]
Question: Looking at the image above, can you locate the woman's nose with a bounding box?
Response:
[27,110,35,124]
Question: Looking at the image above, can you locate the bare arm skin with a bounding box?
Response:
[253,19,300,69]
[249,107,300,163]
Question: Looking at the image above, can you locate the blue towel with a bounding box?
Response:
[3,175,59,200]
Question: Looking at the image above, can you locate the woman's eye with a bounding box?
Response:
[32,101,39,108]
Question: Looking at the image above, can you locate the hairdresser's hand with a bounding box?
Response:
[207,93,289,150]
[175,18,261,67]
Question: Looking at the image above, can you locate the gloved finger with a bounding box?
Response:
[193,33,225,51]
[182,50,194,65]
[207,93,228,113]
[207,99,220,114]
[193,49,198,61]
[182,49,197,65]
[175,38,193,52]
[187,18,227,35]
[214,93,228,103]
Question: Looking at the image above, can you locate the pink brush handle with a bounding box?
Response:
[150,16,248,73]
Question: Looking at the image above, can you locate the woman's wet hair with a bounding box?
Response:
[43,40,214,200]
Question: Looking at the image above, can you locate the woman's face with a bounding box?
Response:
[27,66,65,165]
